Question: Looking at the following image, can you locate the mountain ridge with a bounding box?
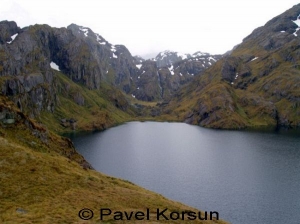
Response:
[1,4,300,223]
[161,3,300,129]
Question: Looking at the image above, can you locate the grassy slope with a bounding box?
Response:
[0,79,228,223]
[0,134,227,224]
[38,71,135,134]
[161,38,300,129]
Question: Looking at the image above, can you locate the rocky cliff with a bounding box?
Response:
[0,20,221,116]
[164,4,300,129]
[131,51,222,101]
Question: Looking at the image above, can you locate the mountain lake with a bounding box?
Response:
[70,121,300,224]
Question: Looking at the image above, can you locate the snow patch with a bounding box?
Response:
[50,62,60,71]
[192,52,208,57]
[293,28,300,36]
[250,57,259,62]
[142,71,145,74]
[180,73,183,76]
[7,33,18,44]
[280,31,286,33]
[111,45,117,52]
[292,14,300,26]
[96,34,106,45]
[235,73,239,80]
[208,56,216,62]
[168,64,174,75]
[113,53,118,58]
[137,87,140,89]
[138,76,140,79]
[292,14,300,36]
[79,27,89,37]
[131,94,136,98]
[176,52,188,60]
[136,64,142,69]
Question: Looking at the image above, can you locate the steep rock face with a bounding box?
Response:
[0,20,222,106]
[154,50,191,67]
[165,4,300,129]
[131,61,162,101]
[0,24,61,117]
[132,51,222,101]
[66,24,139,92]
[0,22,140,118]
[0,20,21,44]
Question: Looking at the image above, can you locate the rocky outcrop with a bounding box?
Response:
[0,21,139,117]
[0,20,21,44]
[132,51,222,101]
[165,4,300,129]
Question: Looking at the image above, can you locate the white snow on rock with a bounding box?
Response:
[159,51,169,60]
[235,73,239,79]
[250,57,259,62]
[280,31,286,33]
[293,28,300,36]
[168,64,174,75]
[180,73,183,76]
[96,34,106,45]
[131,94,136,98]
[136,64,142,69]
[7,33,18,44]
[50,62,60,71]
[79,27,89,37]
[142,71,145,74]
[176,52,188,60]
[137,87,140,90]
[192,52,208,57]
[292,14,300,26]
[138,76,140,79]
[292,14,300,36]
[113,53,118,58]
[208,56,216,62]
[111,45,117,52]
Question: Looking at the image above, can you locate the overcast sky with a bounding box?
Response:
[1,0,299,58]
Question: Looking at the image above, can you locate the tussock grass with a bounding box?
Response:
[0,136,228,224]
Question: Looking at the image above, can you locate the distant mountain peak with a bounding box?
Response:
[154,50,191,67]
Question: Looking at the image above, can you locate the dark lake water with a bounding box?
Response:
[71,122,300,224]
